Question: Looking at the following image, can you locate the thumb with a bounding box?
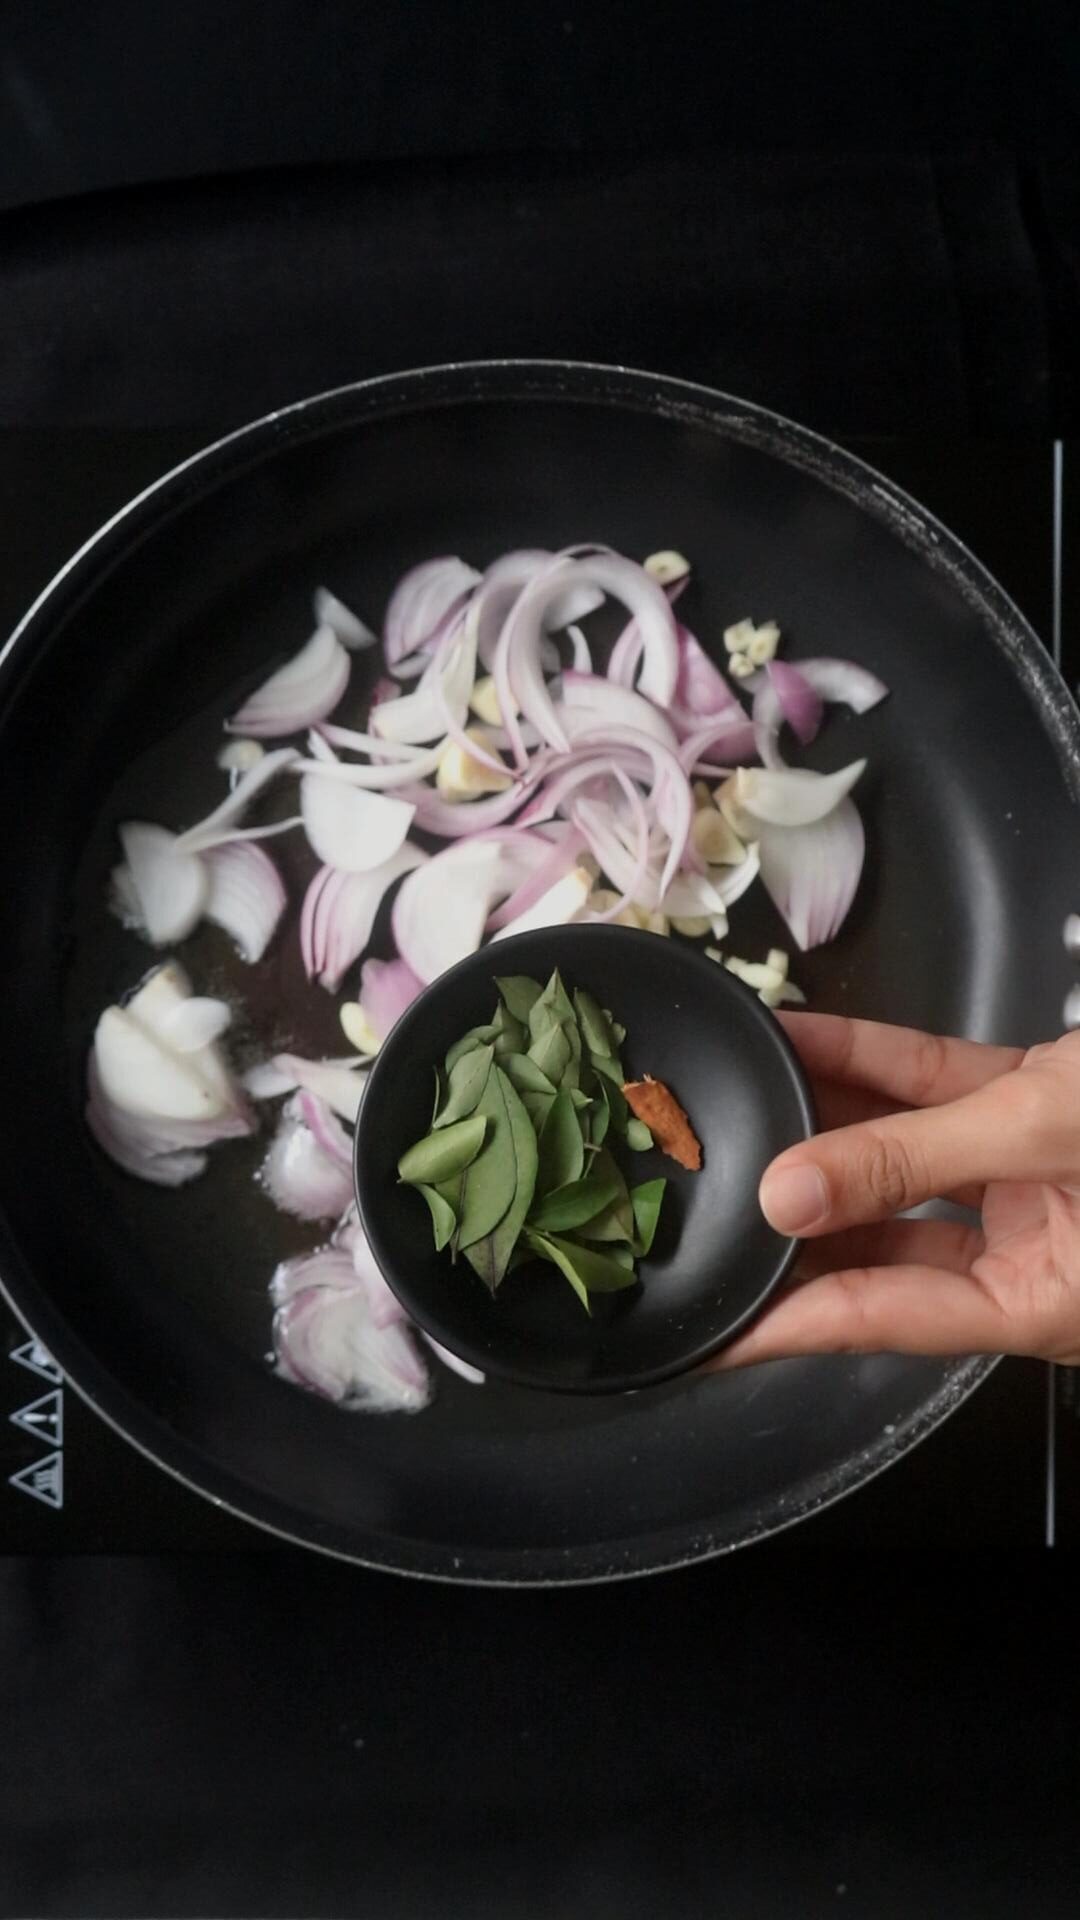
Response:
[759,1072,1049,1237]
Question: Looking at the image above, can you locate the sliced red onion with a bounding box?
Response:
[669,625,743,739]
[270,1246,360,1306]
[392,839,507,982]
[160,996,232,1053]
[227,625,350,737]
[85,1082,208,1187]
[88,964,254,1184]
[710,845,762,907]
[383,557,481,671]
[173,747,299,853]
[757,797,865,950]
[728,760,866,828]
[357,956,425,1043]
[494,554,678,764]
[373,614,477,747]
[677,714,760,772]
[252,1054,367,1124]
[396,758,547,838]
[559,672,679,751]
[313,586,377,651]
[202,841,286,963]
[519,728,691,897]
[297,1089,353,1169]
[299,772,415,872]
[420,1333,485,1385]
[260,1094,354,1221]
[300,844,427,990]
[486,826,586,930]
[273,1285,431,1412]
[333,1217,408,1328]
[795,657,889,714]
[119,823,209,945]
[752,662,824,768]
[491,863,594,940]
[564,624,593,673]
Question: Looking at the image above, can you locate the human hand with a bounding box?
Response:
[713,1013,1080,1369]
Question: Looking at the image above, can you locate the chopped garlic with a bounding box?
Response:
[691,804,746,867]
[692,779,713,810]
[723,618,756,655]
[722,948,806,1010]
[435,729,511,801]
[582,889,668,934]
[716,773,757,841]
[340,1001,380,1055]
[644,549,691,586]
[746,621,781,667]
[723,616,780,666]
[217,738,265,775]
[670,914,714,939]
[468,675,508,728]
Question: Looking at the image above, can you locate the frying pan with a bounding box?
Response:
[0,361,1076,1583]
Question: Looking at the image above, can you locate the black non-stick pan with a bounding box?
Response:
[1,362,1076,1582]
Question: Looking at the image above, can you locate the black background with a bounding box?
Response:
[2,3,1080,1914]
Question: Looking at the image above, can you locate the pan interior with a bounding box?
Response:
[0,366,1075,1580]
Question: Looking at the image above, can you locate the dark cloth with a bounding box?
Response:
[0,149,1069,438]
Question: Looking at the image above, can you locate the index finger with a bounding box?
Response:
[777,1013,1023,1110]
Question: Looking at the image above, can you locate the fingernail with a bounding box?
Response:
[760,1163,828,1234]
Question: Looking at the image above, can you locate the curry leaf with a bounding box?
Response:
[456,1063,525,1250]
[626,1118,654,1152]
[577,1146,634,1241]
[536,1089,584,1195]
[445,1021,500,1073]
[462,1067,538,1291]
[495,975,543,1024]
[500,1052,557,1097]
[418,1183,457,1250]
[398,1113,487,1186]
[525,1229,638,1308]
[433,1044,494,1129]
[527,1019,572,1086]
[491,1001,526,1058]
[528,968,575,1043]
[527,1170,620,1233]
[573,988,615,1060]
[630,1178,666,1256]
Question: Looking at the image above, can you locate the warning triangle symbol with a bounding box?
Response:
[8,1451,63,1509]
[10,1389,64,1448]
[9,1339,62,1385]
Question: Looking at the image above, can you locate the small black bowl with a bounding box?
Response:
[354,926,815,1393]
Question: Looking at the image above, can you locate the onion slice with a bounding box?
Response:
[392,839,506,982]
[273,1284,431,1412]
[248,1053,367,1124]
[227,625,350,737]
[203,841,286,962]
[261,1094,354,1221]
[757,797,865,951]
[724,760,866,829]
[356,956,424,1043]
[313,587,377,651]
[558,672,679,751]
[383,557,481,671]
[301,843,427,990]
[174,747,299,854]
[118,823,208,946]
[299,773,415,872]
